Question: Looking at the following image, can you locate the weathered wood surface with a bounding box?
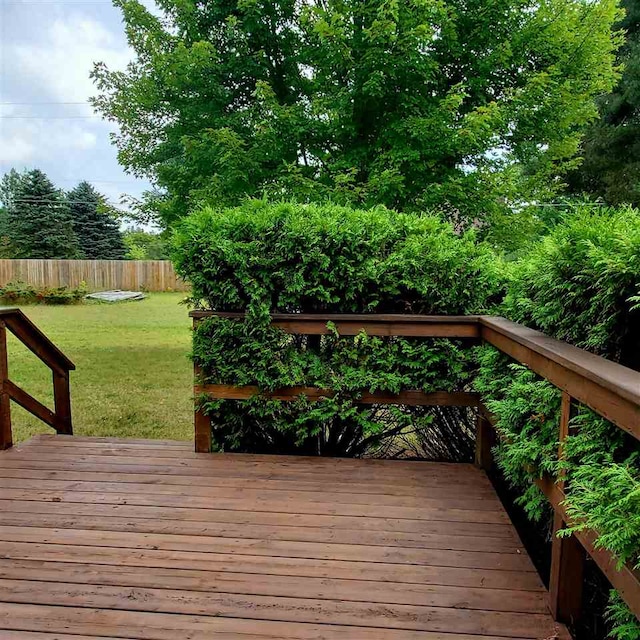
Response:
[198,384,480,406]
[0,310,75,449]
[190,312,640,440]
[0,434,569,639]
[0,259,188,293]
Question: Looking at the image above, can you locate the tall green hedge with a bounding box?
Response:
[475,206,640,638]
[174,201,503,456]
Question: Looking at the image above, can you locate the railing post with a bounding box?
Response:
[52,369,73,435]
[194,362,211,453]
[475,406,494,471]
[549,392,585,624]
[192,316,211,453]
[0,321,12,450]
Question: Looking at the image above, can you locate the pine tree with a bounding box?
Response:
[67,182,126,260]
[7,169,79,259]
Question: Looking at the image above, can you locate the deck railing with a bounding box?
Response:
[0,308,74,450]
[191,311,640,627]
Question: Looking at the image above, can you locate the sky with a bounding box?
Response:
[0,0,153,209]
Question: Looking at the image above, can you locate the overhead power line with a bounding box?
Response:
[11,198,124,206]
[0,101,91,105]
[0,115,102,119]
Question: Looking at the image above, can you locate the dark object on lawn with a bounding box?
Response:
[85,290,146,303]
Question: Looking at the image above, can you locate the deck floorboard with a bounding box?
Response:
[0,435,569,639]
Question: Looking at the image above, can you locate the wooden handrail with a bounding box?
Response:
[480,316,640,441]
[190,311,482,338]
[191,310,640,624]
[191,311,640,440]
[0,308,74,450]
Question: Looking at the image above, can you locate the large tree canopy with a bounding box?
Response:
[567,0,640,206]
[93,0,622,228]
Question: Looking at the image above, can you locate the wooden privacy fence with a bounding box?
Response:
[0,260,188,292]
[191,311,640,628]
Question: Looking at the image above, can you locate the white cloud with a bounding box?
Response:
[0,134,36,165]
[0,118,98,165]
[0,5,152,205]
[10,15,131,104]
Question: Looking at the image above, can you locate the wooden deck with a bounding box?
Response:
[0,435,568,639]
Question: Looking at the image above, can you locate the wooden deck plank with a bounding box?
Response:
[0,466,498,497]
[0,457,492,488]
[1,633,128,640]
[0,603,544,640]
[0,541,545,591]
[0,512,522,552]
[0,477,501,507]
[0,580,559,637]
[0,526,534,570]
[0,499,516,538]
[4,444,489,474]
[0,436,565,639]
[0,559,549,613]
[0,489,510,523]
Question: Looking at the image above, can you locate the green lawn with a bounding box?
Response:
[6,293,193,443]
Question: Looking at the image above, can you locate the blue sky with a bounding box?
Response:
[0,0,153,208]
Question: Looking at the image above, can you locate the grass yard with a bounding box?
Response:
[6,293,193,443]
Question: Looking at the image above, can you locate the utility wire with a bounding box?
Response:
[0,101,91,105]
[10,198,125,206]
[0,115,102,119]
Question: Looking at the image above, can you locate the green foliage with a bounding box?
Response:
[5,169,79,259]
[93,0,622,229]
[607,591,640,640]
[0,281,87,305]
[68,182,126,260]
[504,205,640,368]
[474,349,560,520]
[176,201,500,455]
[123,229,170,260]
[567,0,640,207]
[0,169,128,260]
[173,200,503,313]
[476,206,640,636]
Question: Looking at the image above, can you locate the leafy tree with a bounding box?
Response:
[567,0,640,206]
[122,229,170,260]
[93,0,623,229]
[67,181,126,259]
[6,169,79,259]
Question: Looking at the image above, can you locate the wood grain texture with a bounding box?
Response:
[0,310,75,446]
[480,316,640,440]
[198,384,480,407]
[0,435,569,639]
[0,259,188,292]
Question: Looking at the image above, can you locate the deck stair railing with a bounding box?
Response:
[191,311,640,628]
[0,308,74,450]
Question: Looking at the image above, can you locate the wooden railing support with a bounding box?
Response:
[0,321,12,450]
[53,370,73,435]
[549,511,586,624]
[194,363,211,453]
[548,391,585,624]
[475,410,494,472]
[0,309,74,448]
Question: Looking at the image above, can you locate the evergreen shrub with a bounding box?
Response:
[475,206,640,636]
[0,281,87,305]
[174,201,503,456]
